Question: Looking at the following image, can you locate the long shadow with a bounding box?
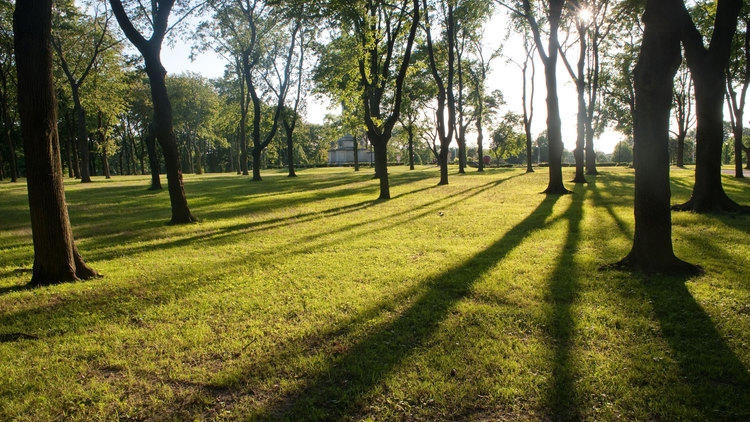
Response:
[640,275,750,419]
[257,195,562,419]
[544,187,585,420]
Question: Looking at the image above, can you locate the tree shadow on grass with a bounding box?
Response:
[256,195,562,419]
[639,275,750,419]
[593,175,749,418]
[544,186,585,420]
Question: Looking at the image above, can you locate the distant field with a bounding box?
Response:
[0,166,748,420]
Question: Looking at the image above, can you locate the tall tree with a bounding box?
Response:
[613,0,697,274]
[672,0,747,213]
[499,0,571,194]
[51,1,115,183]
[558,1,591,183]
[109,0,198,223]
[281,29,309,178]
[0,0,17,182]
[725,4,750,176]
[424,0,457,186]
[671,64,694,167]
[13,0,98,284]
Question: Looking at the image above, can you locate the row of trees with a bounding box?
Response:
[7,0,750,284]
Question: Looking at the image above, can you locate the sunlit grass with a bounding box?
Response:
[0,165,748,420]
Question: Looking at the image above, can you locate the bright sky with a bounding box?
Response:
[157,7,626,153]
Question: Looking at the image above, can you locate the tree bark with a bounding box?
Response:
[13,0,98,285]
[522,0,570,194]
[143,52,195,222]
[613,0,698,274]
[407,125,415,170]
[676,133,686,167]
[0,69,18,182]
[673,0,746,213]
[144,124,161,190]
[372,137,390,199]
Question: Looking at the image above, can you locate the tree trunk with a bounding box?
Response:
[144,125,161,190]
[438,145,449,185]
[614,0,698,274]
[64,129,73,178]
[13,0,98,285]
[194,139,203,175]
[676,132,686,167]
[97,112,110,179]
[673,68,748,212]
[543,56,570,194]
[572,79,587,183]
[251,149,262,181]
[144,51,196,223]
[372,137,390,199]
[72,90,91,183]
[584,119,598,175]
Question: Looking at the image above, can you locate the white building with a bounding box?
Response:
[328,134,374,165]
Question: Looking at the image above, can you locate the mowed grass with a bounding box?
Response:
[0,165,748,420]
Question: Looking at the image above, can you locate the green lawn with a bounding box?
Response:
[0,166,748,420]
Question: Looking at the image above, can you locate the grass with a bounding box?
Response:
[0,165,748,420]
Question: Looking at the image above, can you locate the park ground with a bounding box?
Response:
[0,166,748,420]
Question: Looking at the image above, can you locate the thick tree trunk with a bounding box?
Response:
[676,132,686,167]
[144,52,195,223]
[372,138,390,199]
[251,149,262,181]
[438,147,449,185]
[72,91,91,183]
[673,69,748,212]
[614,0,697,274]
[543,59,570,194]
[13,0,98,285]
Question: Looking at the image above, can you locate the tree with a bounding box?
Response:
[51,0,117,183]
[467,35,496,172]
[612,0,697,274]
[671,63,694,167]
[281,25,312,178]
[424,0,456,186]
[725,4,750,176]
[498,0,571,194]
[672,0,747,213]
[109,0,198,224]
[612,140,632,163]
[558,0,591,183]
[490,111,525,162]
[336,0,420,198]
[0,0,18,182]
[13,0,98,284]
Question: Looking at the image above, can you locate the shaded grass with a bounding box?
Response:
[0,165,748,420]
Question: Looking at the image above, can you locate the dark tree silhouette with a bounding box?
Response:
[109,0,196,223]
[672,0,747,213]
[613,0,698,274]
[13,0,98,285]
[424,0,456,186]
